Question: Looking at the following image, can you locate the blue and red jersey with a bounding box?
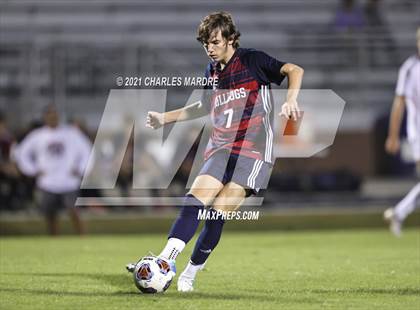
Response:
[203,48,286,164]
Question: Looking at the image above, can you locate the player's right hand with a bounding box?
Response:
[279,99,300,121]
[146,111,165,129]
[385,136,400,155]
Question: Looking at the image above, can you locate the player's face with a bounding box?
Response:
[203,30,234,64]
[44,109,59,128]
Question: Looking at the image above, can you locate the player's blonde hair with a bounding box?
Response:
[197,11,241,48]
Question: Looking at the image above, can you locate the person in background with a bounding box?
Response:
[0,111,21,211]
[384,28,420,237]
[14,105,92,235]
[333,0,365,32]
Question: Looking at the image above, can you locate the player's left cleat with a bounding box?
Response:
[177,261,205,292]
[384,208,402,237]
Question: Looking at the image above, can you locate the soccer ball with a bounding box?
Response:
[133,256,175,293]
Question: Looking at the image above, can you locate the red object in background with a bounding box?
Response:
[283,111,304,136]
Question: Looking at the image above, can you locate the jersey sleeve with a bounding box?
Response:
[14,131,39,176]
[242,50,287,85]
[396,56,415,96]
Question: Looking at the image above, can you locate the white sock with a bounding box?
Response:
[394,182,420,221]
[181,261,204,279]
[159,238,186,261]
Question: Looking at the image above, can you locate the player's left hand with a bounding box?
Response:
[279,100,300,121]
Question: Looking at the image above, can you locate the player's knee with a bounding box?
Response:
[212,203,237,212]
[213,197,242,212]
[187,189,218,206]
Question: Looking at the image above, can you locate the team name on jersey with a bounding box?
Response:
[214,87,247,108]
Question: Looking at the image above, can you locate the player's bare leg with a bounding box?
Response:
[68,207,85,235]
[187,174,225,206]
[384,160,420,236]
[177,182,246,292]
[212,182,246,212]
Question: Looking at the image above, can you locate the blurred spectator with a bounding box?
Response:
[0,111,22,211]
[14,105,92,235]
[0,112,12,160]
[332,0,365,67]
[333,0,365,32]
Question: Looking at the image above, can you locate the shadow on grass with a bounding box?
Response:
[2,272,419,300]
[0,287,137,297]
[251,287,420,296]
[0,287,277,302]
[0,272,276,301]
[2,272,130,290]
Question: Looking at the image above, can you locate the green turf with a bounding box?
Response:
[0,229,419,309]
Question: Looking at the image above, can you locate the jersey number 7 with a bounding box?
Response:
[224,108,234,128]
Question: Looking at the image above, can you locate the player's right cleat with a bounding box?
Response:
[177,272,195,292]
[125,256,144,273]
[384,208,402,237]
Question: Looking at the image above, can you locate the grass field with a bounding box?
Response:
[0,229,419,309]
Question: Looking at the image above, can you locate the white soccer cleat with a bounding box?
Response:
[384,208,402,237]
[177,273,195,292]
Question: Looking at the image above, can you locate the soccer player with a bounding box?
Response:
[128,12,304,291]
[384,28,420,237]
[14,105,92,235]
